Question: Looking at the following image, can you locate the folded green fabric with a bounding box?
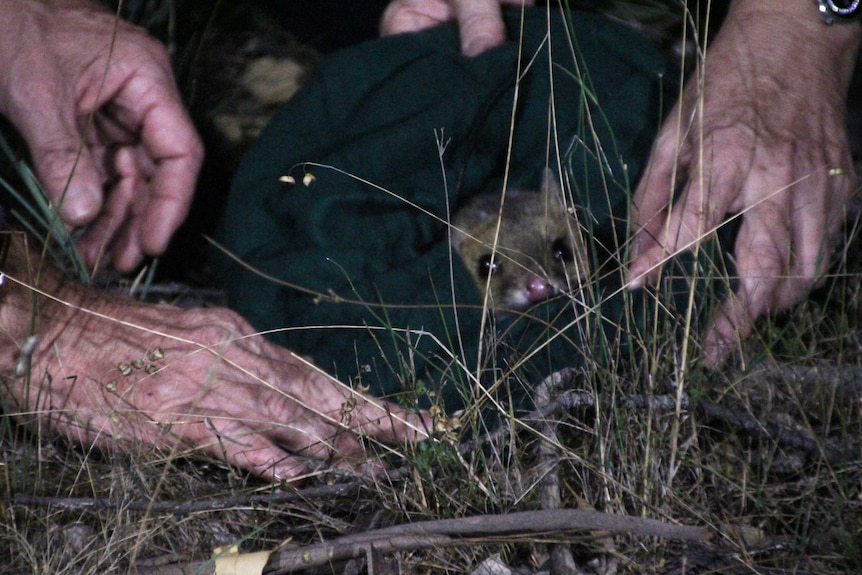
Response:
[214,9,696,410]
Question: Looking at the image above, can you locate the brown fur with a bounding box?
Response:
[451,168,589,309]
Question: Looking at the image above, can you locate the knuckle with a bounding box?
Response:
[180,307,253,347]
[677,205,714,245]
[35,143,81,174]
[186,133,206,166]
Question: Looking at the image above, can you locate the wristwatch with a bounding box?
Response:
[818,0,862,24]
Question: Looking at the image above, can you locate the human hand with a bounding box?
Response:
[0,1,203,272]
[627,0,861,365]
[380,0,534,56]
[0,237,428,481]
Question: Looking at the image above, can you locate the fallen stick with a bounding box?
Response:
[262,508,709,574]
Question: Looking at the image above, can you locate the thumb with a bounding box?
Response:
[452,0,507,56]
[29,132,104,228]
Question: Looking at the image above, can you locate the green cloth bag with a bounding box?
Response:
[214,9,691,409]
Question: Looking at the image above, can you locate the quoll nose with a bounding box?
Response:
[525,275,558,302]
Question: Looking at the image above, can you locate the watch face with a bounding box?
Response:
[819,0,862,22]
[826,0,861,17]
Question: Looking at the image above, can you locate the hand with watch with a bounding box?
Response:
[628,0,862,365]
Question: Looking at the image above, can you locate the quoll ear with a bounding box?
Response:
[540,167,564,206]
[449,225,466,251]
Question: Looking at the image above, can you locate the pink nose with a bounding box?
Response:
[525,275,557,302]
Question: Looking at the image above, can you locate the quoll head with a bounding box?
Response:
[451,168,589,309]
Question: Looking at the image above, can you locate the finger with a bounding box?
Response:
[703,197,790,365]
[271,415,368,461]
[779,165,852,307]
[133,92,203,258]
[632,138,748,289]
[77,146,142,268]
[781,173,830,307]
[379,0,455,36]
[186,417,312,482]
[346,396,431,444]
[265,394,430,458]
[702,291,751,367]
[24,114,105,227]
[267,403,427,479]
[97,67,202,267]
[628,128,687,288]
[329,453,390,478]
[269,353,432,444]
[107,145,157,272]
[451,0,509,56]
[92,106,139,146]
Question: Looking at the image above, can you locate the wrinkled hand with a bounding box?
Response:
[0,237,427,481]
[0,0,203,272]
[627,0,861,364]
[381,0,533,56]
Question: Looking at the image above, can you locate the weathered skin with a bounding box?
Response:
[0,232,429,481]
[381,0,534,57]
[627,0,862,364]
[0,0,203,272]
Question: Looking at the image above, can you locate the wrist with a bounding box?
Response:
[0,229,152,443]
[725,0,861,93]
[730,0,862,33]
[0,231,82,377]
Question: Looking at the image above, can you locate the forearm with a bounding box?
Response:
[0,229,154,447]
[0,231,100,427]
[0,232,75,370]
[0,231,199,445]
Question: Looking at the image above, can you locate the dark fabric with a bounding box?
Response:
[214,9,709,410]
[257,0,390,52]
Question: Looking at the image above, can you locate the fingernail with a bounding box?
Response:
[114,251,141,274]
[626,261,647,290]
[462,39,487,57]
[703,330,731,369]
[462,32,502,57]
[628,234,642,260]
[60,186,100,225]
[77,239,100,268]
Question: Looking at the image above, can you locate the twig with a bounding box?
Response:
[534,368,587,575]
[516,365,855,464]
[12,480,363,514]
[744,361,862,402]
[694,400,843,460]
[262,508,709,574]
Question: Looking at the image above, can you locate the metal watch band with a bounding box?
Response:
[818,0,862,24]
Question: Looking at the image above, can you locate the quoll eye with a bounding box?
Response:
[477,253,500,278]
[551,237,574,263]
